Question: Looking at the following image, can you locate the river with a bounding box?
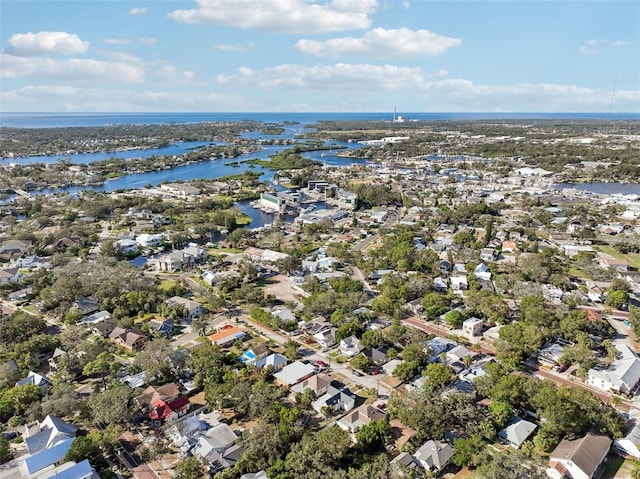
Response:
[558,182,640,195]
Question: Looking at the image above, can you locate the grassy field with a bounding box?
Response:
[158,279,177,291]
[597,244,640,270]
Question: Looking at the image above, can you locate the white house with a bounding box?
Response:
[339,336,362,357]
[587,344,640,395]
[136,233,164,248]
[117,238,138,254]
[462,317,483,338]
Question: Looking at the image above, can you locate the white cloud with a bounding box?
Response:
[128,7,148,15]
[8,31,90,56]
[213,42,254,52]
[402,1,410,10]
[418,79,640,111]
[101,51,143,63]
[139,37,157,45]
[0,85,254,112]
[168,0,374,33]
[155,64,199,85]
[104,38,131,45]
[216,63,427,91]
[579,45,599,56]
[611,40,629,48]
[0,53,145,83]
[296,27,461,58]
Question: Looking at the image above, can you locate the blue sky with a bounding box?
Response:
[1,0,638,112]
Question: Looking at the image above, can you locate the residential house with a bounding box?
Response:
[254,353,288,371]
[547,433,611,479]
[303,317,332,336]
[415,440,454,473]
[450,275,468,292]
[0,267,20,284]
[240,472,267,479]
[474,263,492,280]
[117,238,138,254]
[433,277,448,293]
[8,286,32,301]
[313,385,356,415]
[209,325,246,347]
[150,396,190,427]
[148,318,175,338]
[291,373,332,397]
[136,233,164,248]
[426,337,456,358]
[16,371,51,390]
[336,403,384,433]
[165,296,206,319]
[24,438,76,477]
[313,328,337,350]
[188,422,244,473]
[72,297,100,316]
[271,308,296,326]
[109,326,148,351]
[537,343,566,370]
[48,348,67,370]
[614,411,640,459]
[239,343,270,365]
[498,416,537,449]
[0,239,31,254]
[91,317,119,338]
[462,317,483,338]
[362,346,389,367]
[25,415,77,455]
[339,336,363,358]
[137,383,181,411]
[587,344,640,395]
[273,361,316,387]
[393,440,454,475]
[81,310,111,325]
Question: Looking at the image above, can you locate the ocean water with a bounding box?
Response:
[2,111,639,128]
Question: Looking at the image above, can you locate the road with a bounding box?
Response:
[402,316,497,356]
[243,316,387,393]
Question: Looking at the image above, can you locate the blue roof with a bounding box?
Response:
[25,437,74,474]
[49,459,96,479]
[129,256,148,268]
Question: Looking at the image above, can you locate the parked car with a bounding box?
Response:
[316,360,328,368]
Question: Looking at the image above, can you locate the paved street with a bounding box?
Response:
[242,316,388,394]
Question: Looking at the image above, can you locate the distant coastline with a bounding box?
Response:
[2,111,640,128]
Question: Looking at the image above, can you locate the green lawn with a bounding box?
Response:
[597,245,640,270]
[158,279,177,291]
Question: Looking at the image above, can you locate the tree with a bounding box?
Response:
[64,436,102,465]
[393,361,422,382]
[444,309,464,328]
[422,362,453,393]
[355,418,392,451]
[283,340,300,361]
[87,383,134,426]
[83,352,113,389]
[421,292,449,320]
[452,435,485,467]
[360,329,385,348]
[474,449,547,479]
[174,456,207,479]
[0,434,12,465]
[350,354,374,371]
[134,338,186,382]
[606,290,629,310]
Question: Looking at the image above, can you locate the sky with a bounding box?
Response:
[1,0,639,113]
